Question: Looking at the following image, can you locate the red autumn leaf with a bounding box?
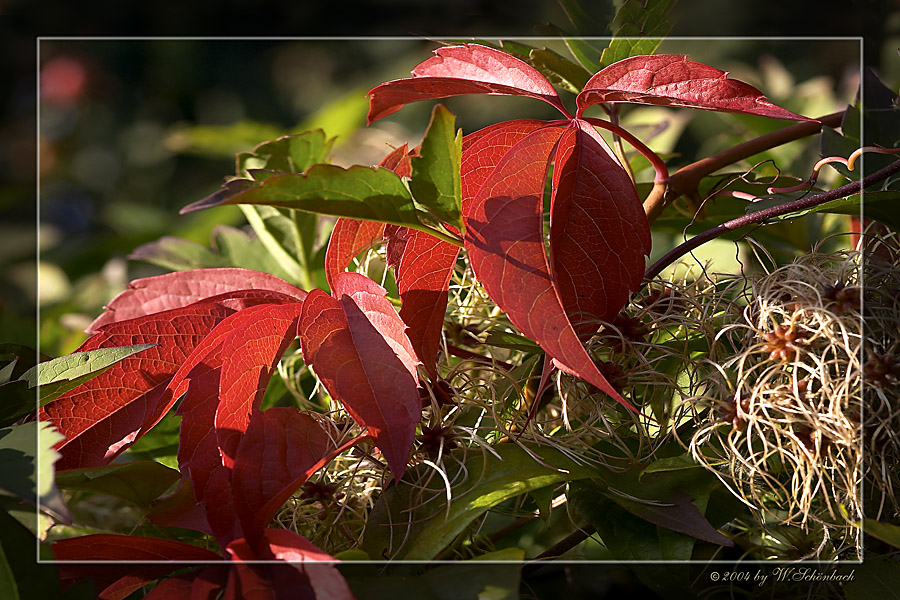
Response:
[463,126,638,413]
[87,268,307,333]
[383,226,460,377]
[231,408,360,550]
[225,531,355,600]
[54,534,222,600]
[576,54,814,121]
[460,119,558,211]
[367,44,569,124]
[42,302,250,469]
[298,274,420,479]
[324,219,386,290]
[215,302,305,467]
[550,120,651,338]
[147,478,213,535]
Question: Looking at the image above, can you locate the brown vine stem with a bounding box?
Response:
[643,111,845,224]
[643,158,900,282]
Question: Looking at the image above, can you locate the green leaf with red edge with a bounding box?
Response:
[87,268,306,334]
[410,104,463,229]
[323,144,412,289]
[384,226,460,378]
[214,302,305,468]
[462,126,637,412]
[576,54,816,121]
[550,119,650,338]
[53,534,221,600]
[298,274,420,479]
[366,43,570,124]
[231,408,352,551]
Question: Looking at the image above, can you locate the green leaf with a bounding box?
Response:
[125,410,181,469]
[55,461,180,509]
[483,331,541,354]
[165,120,285,158]
[237,130,335,175]
[411,105,463,230]
[528,48,592,93]
[864,519,900,549]
[641,453,702,477]
[343,550,524,600]
[298,91,370,148]
[183,164,433,233]
[0,542,19,600]
[129,236,231,271]
[747,190,900,231]
[213,226,304,282]
[844,559,900,600]
[557,0,613,34]
[0,381,34,428]
[598,0,675,68]
[569,480,694,566]
[21,343,156,406]
[239,205,314,289]
[0,422,67,522]
[361,444,596,560]
[0,510,61,599]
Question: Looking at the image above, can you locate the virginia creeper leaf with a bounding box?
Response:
[597,0,675,69]
[384,226,460,377]
[87,268,306,333]
[41,302,259,469]
[361,443,596,560]
[21,343,156,406]
[215,302,305,468]
[462,126,637,412]
[550,120,651,336]
[298,275,420,479]
[577,54,815,121]
[226,530,355,600]
[409,104,463,229]
[231,409,346,551]
[181,164,428,232]
[367,44,569,123]
[460,119,553,213]
[54,535,221,600]
[324,219,386,291]
[265,529,356,600]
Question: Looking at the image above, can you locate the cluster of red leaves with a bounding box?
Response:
[40,44,810,599]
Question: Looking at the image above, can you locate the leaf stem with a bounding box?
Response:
[583,117,670,184]
[642,111,845,224]
[412,223,465,247]
[643,158,900,281]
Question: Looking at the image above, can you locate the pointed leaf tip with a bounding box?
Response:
[577,54,815,121]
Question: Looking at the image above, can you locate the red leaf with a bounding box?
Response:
[463,126,638,413]
[367,44,569,124]
[215,302,305,467]
[461,119,556,213]
[231,408,352,550]
[577,54,814,121]
[87,268,307,333]
[384,226,460,377]
[550,120,651,337]
[225,530,354,600]
[42,302,246,469]
[54,534,221,600]
[298,275,420,479]
[148,478,214,535]
[324,219,386,290]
